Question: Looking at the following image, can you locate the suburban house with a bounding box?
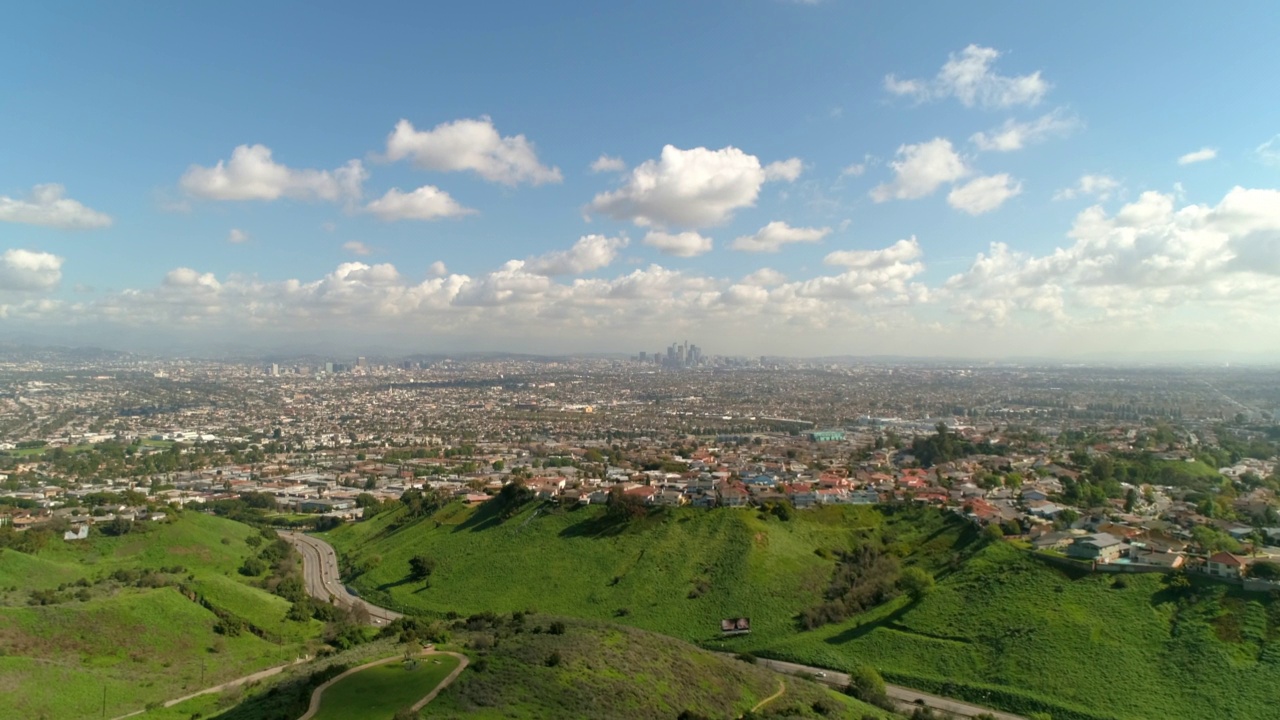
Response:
[1205,552,1250,579]
[1066,533,1125,562]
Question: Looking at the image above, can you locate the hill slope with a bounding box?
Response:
[323,500,974,647]
[766,541,1280,720]
[0,512,322,719]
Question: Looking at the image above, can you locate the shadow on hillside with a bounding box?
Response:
[377,576,417,592]
[819,599,916,645]
[558,507,631,539]
[451,498,518,534]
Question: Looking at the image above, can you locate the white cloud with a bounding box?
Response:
[181,145,367,202]
[1177,147,1217,165]
[227,228,249,244]
[971,110,1079,151]
[364,186,475,222]
[1258,135,1280,166]
[0,249,64,292]
[741,268,788,286]
[764,158,804,182]
[870,139,968,202]
[524,235,627,276]
[947,174,1023,215]
[731,221,830,253]
[590,154,626,173]
[943,186,1280,325]
[642,231,713,258]
[383,117,561,186]
[885,45,1049,109]
[588,145,790,228]
[0,184,112,229]
[841,162,867,177]
[427,261,448,278]
[343,241,373,256]
[824,237,922,268]
[1054,174,1121,201]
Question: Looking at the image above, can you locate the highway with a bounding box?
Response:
[720,654,1025,720]
[278,531,402,625]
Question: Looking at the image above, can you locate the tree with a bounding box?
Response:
[1124,487,1139,513]
[1191,525,1242,554]
[899,567,935,601]
[1250,561,1280,580]
[492,460,504,472]
[982,523,1005,541]
[845,665,887,705]
[409,554,437,580]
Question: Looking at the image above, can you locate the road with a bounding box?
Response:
[734,656,1025,720]
[279,531,402,625]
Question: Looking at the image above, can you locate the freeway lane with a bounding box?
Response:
[279,531,402,625]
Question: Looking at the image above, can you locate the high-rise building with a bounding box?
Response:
[356,356,367,369]
[268,363,279,377]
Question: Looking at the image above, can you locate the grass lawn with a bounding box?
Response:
[311,655,461,720]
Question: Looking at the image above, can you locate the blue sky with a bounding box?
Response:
[2,1,1279,358]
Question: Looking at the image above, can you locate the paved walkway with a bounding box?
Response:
[720,654,1025,720]
[297,649,468,720]
[108,656,311,720]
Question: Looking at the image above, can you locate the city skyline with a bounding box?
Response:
[3,3,1280,360]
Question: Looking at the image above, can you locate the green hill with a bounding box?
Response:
[322,500,975,647]
[0,512,323,719]
[148,615,894,720]
[325,498,1280,720]
[766,542,1280,720]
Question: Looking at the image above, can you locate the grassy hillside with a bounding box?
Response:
[766,542,1280,720]
[426,614,893,720]
[0,512,323,719]
[325,498,1280,720]
[144,616,893,720]
[323,501,974,648]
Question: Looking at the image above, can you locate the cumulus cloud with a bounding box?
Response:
[181,145,367,202]
[971,110,1079,151]
[731,221,830,253]
[870,139,968,202]
[642,231,713,258]
[0,249,64,292]
[885,45,1049,109]
[943,186,1280,325]
[364,186,475,222]
[741,268,787,286]
[1177,147,1218,165]
[841,162,868,177]
[0,184,112,229]
[588,145,792,228]
[1054,174,1121,201]
[524,235,627,276]
[383,117,561,186]
[343,241,373,256]
[824,237,923,268]
[764,158,804,182]
[590,155,626,173]
[227,228,249,244]
[947,174,1023,215]
[427,261,448,278]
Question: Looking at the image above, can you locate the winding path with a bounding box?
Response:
[297,649,469,720]
[742,656,1025,720]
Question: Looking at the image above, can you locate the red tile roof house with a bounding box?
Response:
[1205,552,1251,579]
